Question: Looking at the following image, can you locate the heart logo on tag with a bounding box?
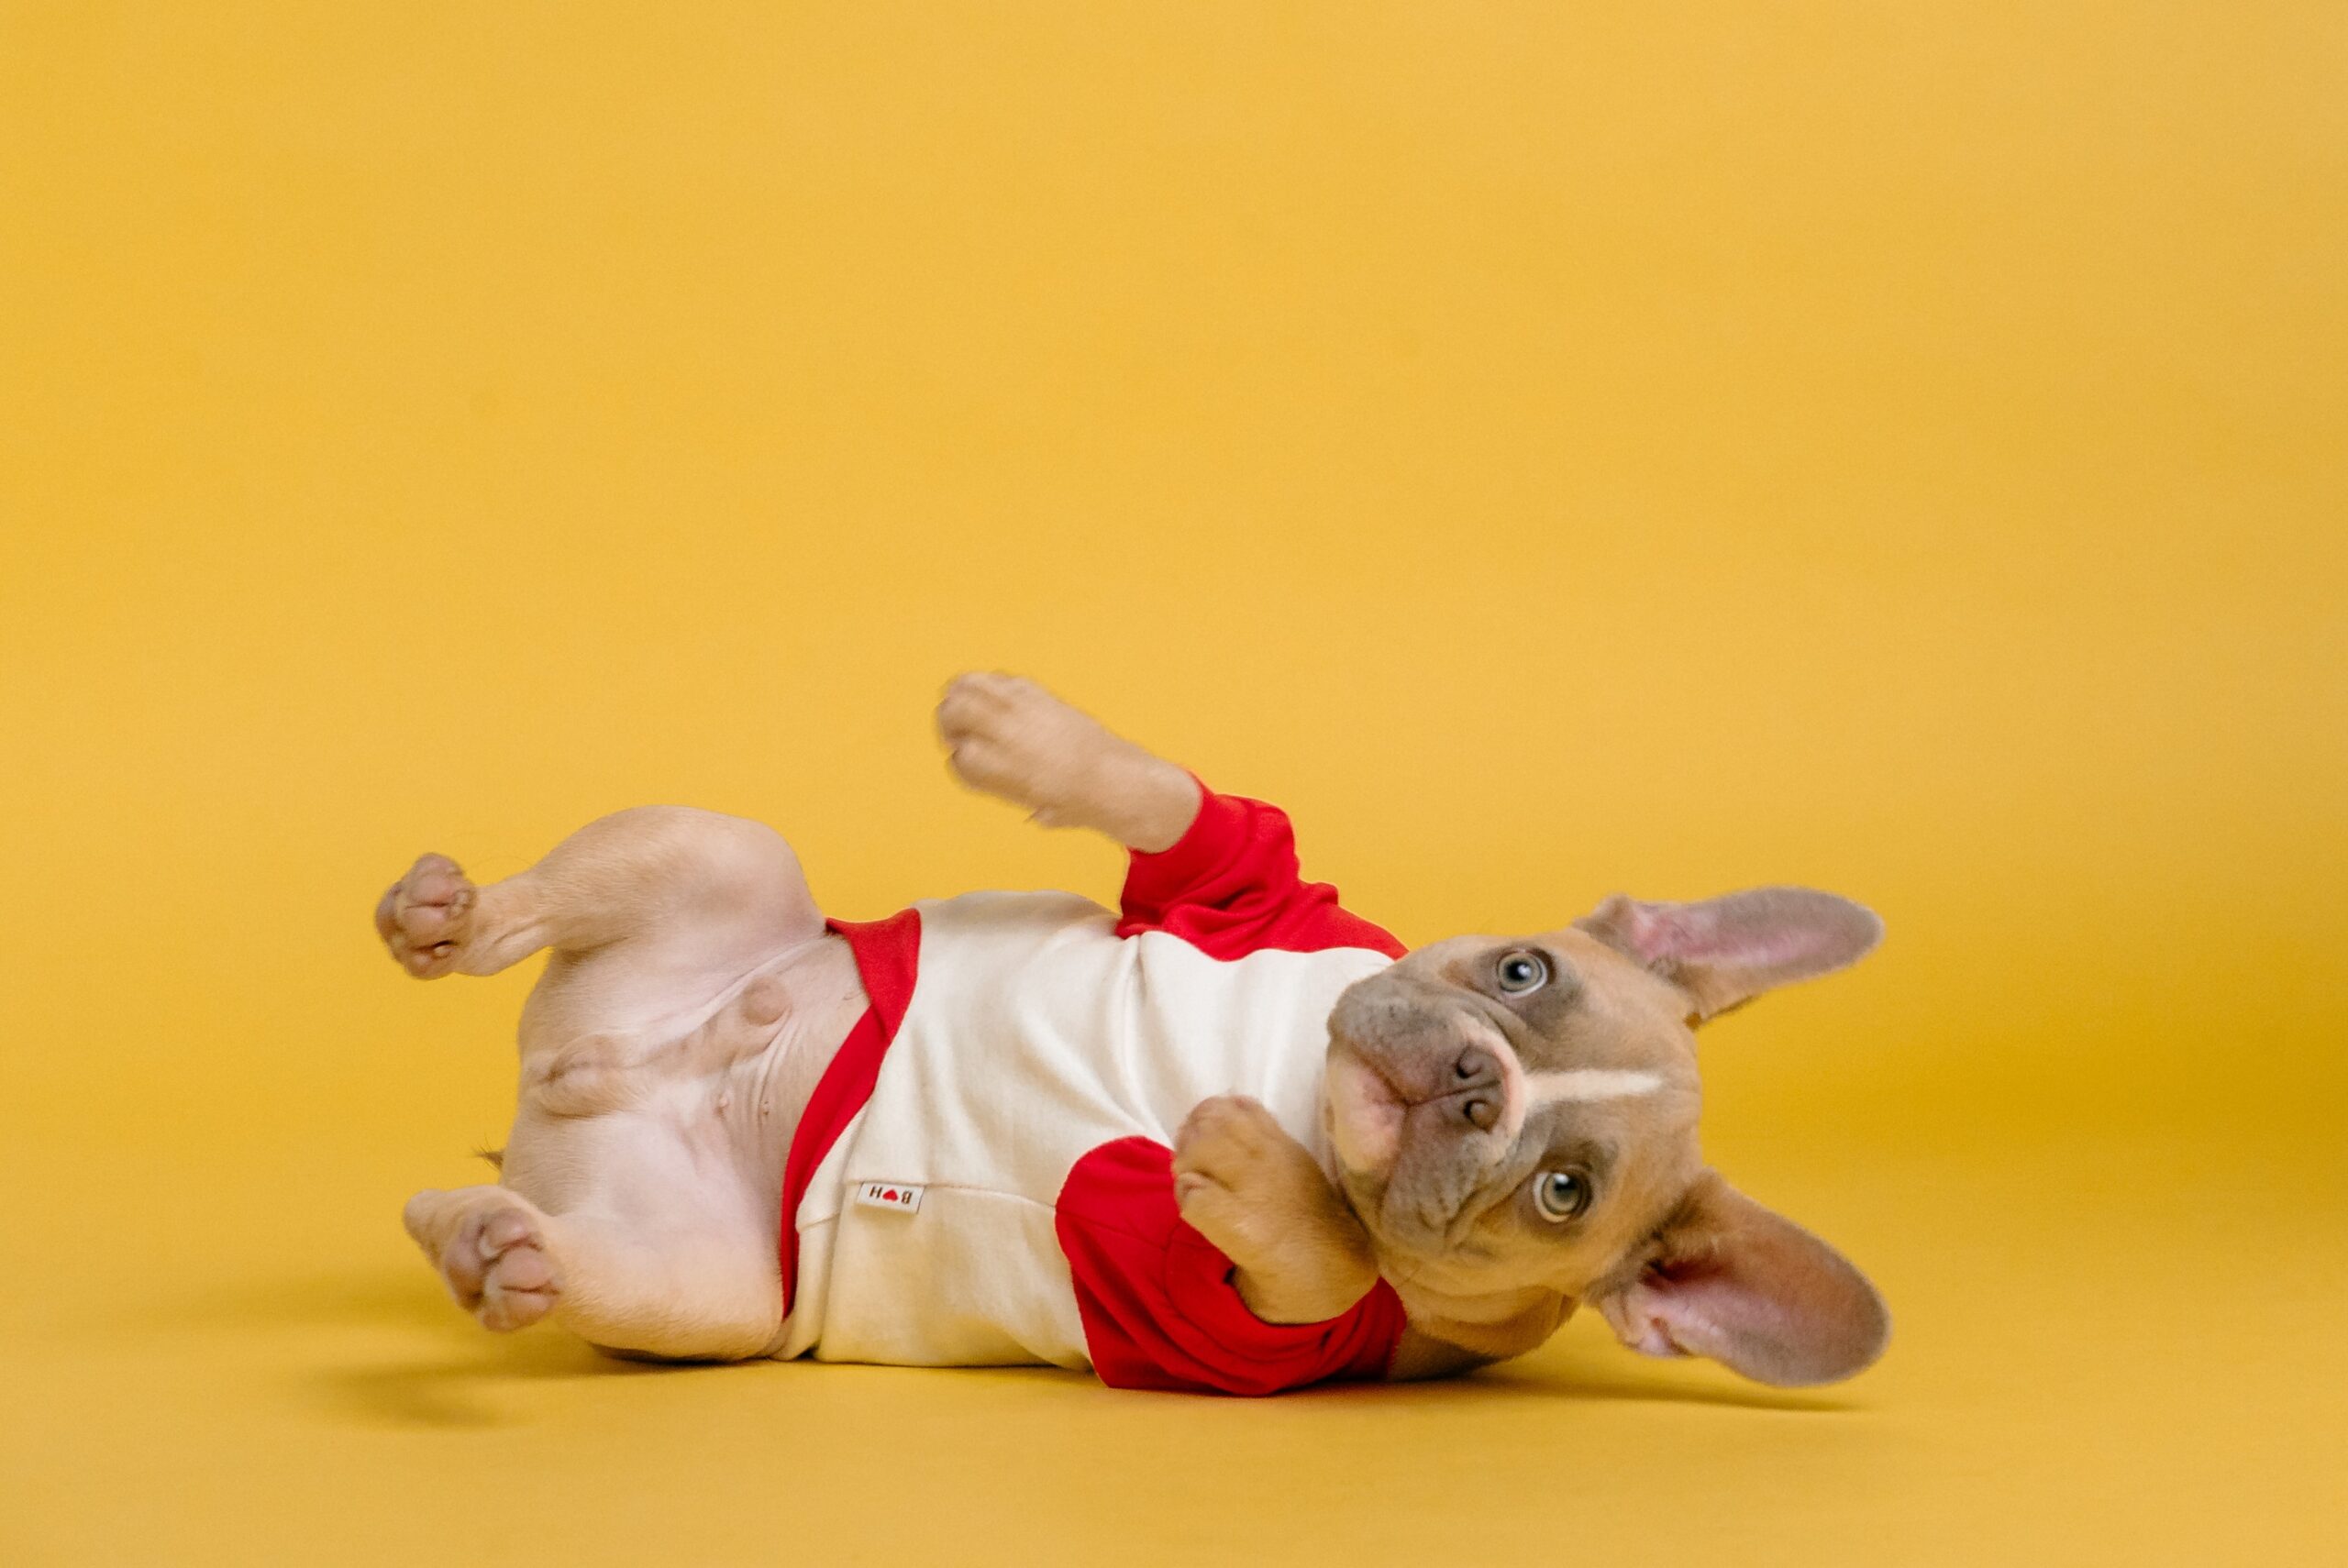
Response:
[855,1181,925,1214]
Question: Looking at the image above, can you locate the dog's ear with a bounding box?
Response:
[1575,887,1882,1021]
[1593,1171,1889,1386]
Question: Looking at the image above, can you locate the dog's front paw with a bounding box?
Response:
[404,1187,562,1332]
[374,853,477,977]
[1172,1096,1379,1322]
[936,672,1114,823]
[1172,1096,1296,1237]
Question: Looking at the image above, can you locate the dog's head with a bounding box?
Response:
[1324,888,1889,1386]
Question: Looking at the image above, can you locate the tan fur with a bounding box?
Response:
[1169,1096,1380,1324]
[382,674,1889,1386]
[1312,889,1888,1383]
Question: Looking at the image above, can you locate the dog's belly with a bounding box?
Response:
[502,932,870,1244]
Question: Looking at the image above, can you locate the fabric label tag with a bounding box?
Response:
[855,1181,924,1214]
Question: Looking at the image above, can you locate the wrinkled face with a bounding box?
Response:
[1320,887,1890,1386]
[1324,928,1708,1305]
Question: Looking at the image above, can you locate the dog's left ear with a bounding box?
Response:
[1575,886,1882,1021]
[1593,1171,1889,1386]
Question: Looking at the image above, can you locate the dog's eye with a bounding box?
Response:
[1533,1169,1591,1222]
[1496,951,1549,995]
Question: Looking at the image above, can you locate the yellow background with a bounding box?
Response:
[4,5,2342,1563]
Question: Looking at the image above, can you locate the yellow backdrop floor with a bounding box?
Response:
[5,5,2342,1564]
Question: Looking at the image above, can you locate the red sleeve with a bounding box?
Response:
[1117,785,1405,960]
[1054,1137,1407,1396]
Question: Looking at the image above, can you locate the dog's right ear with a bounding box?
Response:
[1575,887,1883,1021]
[1592,1171,1889,1386]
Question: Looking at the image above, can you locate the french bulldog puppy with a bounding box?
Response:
[385,675,1888,1389]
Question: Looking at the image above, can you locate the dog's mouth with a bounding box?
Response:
[1324,988,1537,1261]
[1324,1043,1411,1176]
[1324,1016,1522,1174]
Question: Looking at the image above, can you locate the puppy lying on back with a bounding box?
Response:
[384,676,1888,1392]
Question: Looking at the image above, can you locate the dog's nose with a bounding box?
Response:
[1451,1044,1502,1132]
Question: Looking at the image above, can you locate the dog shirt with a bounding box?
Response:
[770,785,1411,1394]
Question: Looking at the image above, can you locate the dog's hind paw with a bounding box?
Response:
[374,853,477,977]
[404,1187,562,1332]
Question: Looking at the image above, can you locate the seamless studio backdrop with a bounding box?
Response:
[1,6,2342,1566]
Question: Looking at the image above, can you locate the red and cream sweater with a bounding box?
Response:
[771,786,1409,1394]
